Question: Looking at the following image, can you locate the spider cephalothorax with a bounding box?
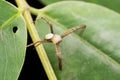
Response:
[45,33,62,44]
[27,17,86,70]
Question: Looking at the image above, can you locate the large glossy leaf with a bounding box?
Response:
[0,1,27,80]
[35,1,120,80]
[40,0,120,13]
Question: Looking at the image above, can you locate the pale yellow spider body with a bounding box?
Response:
[27,17,86,70]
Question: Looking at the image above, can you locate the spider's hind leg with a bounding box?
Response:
[54,44,62,70]
[60,25,86,38]
[78,25,86,36]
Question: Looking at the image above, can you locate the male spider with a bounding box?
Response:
[27,17,86,70]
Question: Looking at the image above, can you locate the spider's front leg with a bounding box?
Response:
[26,39,48,47]
[41,17,54,33]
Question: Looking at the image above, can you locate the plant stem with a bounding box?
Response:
[15,0,57,80]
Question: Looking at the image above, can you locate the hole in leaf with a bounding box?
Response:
[13,26,18,33]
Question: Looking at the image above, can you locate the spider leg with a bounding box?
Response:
[79,25,86,36]
[41,17,54,33]
[60,25,86,38]
[54,43,62,70]
[27,39,47,47]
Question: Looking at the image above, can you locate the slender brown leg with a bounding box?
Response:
[60,25,86,38]
[41,17,54,33]
[27,39,47,47]
[54,43,62,70]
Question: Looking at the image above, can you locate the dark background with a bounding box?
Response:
[6,0,48,80]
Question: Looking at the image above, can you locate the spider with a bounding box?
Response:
[27,17,86,70]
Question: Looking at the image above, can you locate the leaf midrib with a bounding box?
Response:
[1,12,20,29]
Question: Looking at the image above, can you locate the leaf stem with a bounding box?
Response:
[29,6,40,15]
[15,0,57,80]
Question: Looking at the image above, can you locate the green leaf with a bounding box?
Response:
[36,1,120,80]
[0,1,27,80]
[82,0,120,13]
[40,0,120,13]
[40,0,60,5]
